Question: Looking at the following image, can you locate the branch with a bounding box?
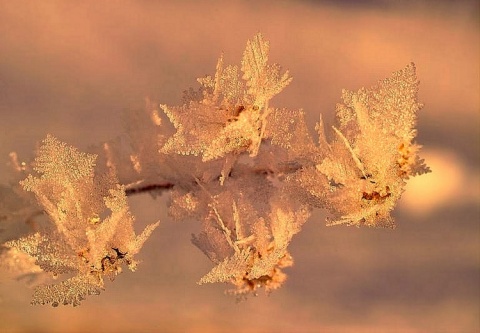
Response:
[125,183,174,196]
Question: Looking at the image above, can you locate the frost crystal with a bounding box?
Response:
[160,36,428,295]
[170,164,310,295]
[1,34,430,303]
[292,63,430,227]
[161,33,292,162]
[5,135,159,306]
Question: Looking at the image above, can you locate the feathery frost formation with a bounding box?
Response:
[1,34,429,305]
[4,135,159,306]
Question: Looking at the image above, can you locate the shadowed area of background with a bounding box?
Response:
[0,1,478,332]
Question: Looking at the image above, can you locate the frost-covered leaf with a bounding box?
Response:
[161,33,292,163]
[190,172,310,295]
[5,233,77,274]
[4,135,159,306]
[265,108,318,164]
[290,63,429,227]
[31,274,102,307]
[198,248,251,284]
[241,33,292,109]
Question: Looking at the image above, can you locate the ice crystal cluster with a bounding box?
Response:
[3,136,159,306]
[0,34,429,306]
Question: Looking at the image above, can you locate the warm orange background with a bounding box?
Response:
[0,1,478,332]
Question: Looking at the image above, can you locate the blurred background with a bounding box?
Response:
[0,0,478,332]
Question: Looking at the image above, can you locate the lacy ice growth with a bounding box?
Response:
[1,33,429,305]
[4,135,159,306]
[290,63,429,227]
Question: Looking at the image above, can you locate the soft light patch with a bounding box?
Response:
[400,148,469,215]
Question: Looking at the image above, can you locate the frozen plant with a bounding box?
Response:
[0,33,429,306]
